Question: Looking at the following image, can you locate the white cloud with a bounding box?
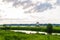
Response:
[0,0,60,24]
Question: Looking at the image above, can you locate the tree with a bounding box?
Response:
[36,22,40,27]
[36,22,40,34]
[3,24,8,30]
[46,23,53,35]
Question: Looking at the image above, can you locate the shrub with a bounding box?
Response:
[46,23,53,35]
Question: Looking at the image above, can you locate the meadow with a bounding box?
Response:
[0,25,60,40]
[0,25,60,33]
[0,30,60,40]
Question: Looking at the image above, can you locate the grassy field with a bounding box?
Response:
[0,30,60,40]
[0,26,60,33]
[0,25,60,40]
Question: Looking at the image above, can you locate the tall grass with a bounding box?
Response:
[0,30,60,40]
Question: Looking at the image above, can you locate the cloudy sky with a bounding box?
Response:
[0,0,60,24]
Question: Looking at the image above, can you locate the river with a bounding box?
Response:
[11,30,60,35]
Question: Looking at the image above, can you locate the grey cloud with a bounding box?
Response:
[21,0,33,9]
[13,0,33,8]
[13,0,21,7]
[35,3,52,12]
[25,2,53,13]
[56,0,60,5]
[3,0,33,8]
[2,0,17,2]
[2,0,53,13]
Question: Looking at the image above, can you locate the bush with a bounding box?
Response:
[46,23,53,35]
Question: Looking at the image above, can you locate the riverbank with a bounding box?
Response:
[0,30,60,40]
[0,26,60,33]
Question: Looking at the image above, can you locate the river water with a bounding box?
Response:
[11,30,60,35]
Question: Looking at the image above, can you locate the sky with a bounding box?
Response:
[0,0,60,24]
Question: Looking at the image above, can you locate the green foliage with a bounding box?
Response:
[3,24,8,30]
[0,25,60,33]
[0,30,60,40]
[46,23,53,34]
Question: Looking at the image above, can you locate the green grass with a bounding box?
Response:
[0,26,60,33]
[0,30,60,40]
